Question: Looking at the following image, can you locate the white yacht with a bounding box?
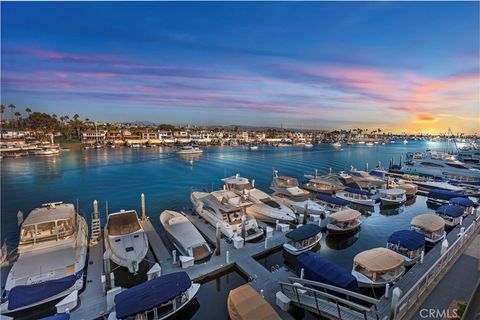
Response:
[159,210,212,261]
[222,174,296,223]
[379,188,407,206]
[303,171,345,195]
[1,202,88,314]
[35,148,60,156]
[270,171,325,216]
[331,142,342,148]
[401,152,480,185]
[176,145,203,154]
[104,210,148,274]
[190,191,264,241]
[340,167,385,190]
[336,187,376,206]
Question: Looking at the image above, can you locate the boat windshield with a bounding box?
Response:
[275,177,298,188]
[229,182,252,192]
[108,212,141,236]
[20,218,75,245]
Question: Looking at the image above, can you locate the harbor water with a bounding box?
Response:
[1,141,451,318]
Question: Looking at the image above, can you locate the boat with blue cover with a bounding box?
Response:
[109,271,200,320]
[336,187,376,206]
[1,202,88,315]
[426,189,469,206]
[283,224,322,255]
[295,252,359,292]
[387,230,425,266]
[315,194,350,213]
[449,197,476,216]
[435,205,464,228]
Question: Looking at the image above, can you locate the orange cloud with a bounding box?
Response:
[415,116,437,123]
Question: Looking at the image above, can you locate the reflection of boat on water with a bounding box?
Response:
[380,206,403,216]
[104,210,149,274]
[325,232,359,250]
[178,152,202,164]
[159,210,212,262]
[227,284,281,320]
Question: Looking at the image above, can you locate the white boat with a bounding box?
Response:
[326,209,362,234]
[303,171,345,195]
[366,142,374,146]
[35,148,60,156]
[402,140,408,144]
[249,145,259,151]
[336,188,376,206]
[379,188,406,206]
[191,191,264,241]
[410,214,445,244]
[341,167,385,190]
[176,145,203,154]
[387,230,425,266]
[331,142,342,148]
[283,224,322,255]
[109,272,200,320]
[304,143,313,148]
[222,174,296,223]
[270,171,325,216]
[159,210,212,261]
[357,141,366,145]
[104,210,148,273]
[352,248,405,288]
[1,202,88,314]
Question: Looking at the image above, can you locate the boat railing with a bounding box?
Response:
[280,277,380,320]
[392,214,480,320]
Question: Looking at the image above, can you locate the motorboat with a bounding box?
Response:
[227,284,281,320]
[302,171,345,195]
[402,140,408,144]
[366,142,374,146]
[389,179,417,198]
[1,202,88,314]
[295,252,359,292]
[176,145,203,154]
[331,142,342,148]
[336,187,376,206]
[435,205,464,228]
[191,191,264,241]
[352,248,405,288]
[341,167,385,190]
[270,171,325,216]
[110,272,200,320]
[315,194,350,214]
[249,145,259,151]
[326,209,362,234]
[387,230,425,266]
[35,148,60,156]
[449,197,476,216]
[400,152,480,185]
[304,143,314,148]
[283,224,322,255]
[427,189,469,206]
[104,210,148,273]
[410,214,445,244]
[159,210,212,261]
[222,174,296,223]
[379,188,406,206]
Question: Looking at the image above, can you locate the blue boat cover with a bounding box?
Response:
[316,194,349,206]
[40,314,71,320]
[449,197,475,207]
[344,187,373,196]
[296,252,358,292]
[369,170,385,178]
[436,205,464,218]
[428,189,467,201]
[387,230,425,251]
[115,272,191,319]
[8,275,77,310]
[286,224,322,241]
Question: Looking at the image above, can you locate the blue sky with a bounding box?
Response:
[1,2,479,133]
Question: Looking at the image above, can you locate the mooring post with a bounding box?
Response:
[441,238,449,255]
[141,193,146,221]
[241,215,246,240]
[303,204,308,225]
[93,200,99,220]
[385,282,390,300]
[459,216,463,226]
[275,220,279,231]
[420,250,425,264]
[103,251,111,274]
[300,268,304,279]
[260,289,264,298]
[215,222,221,256]
[172,250,177,264]
[226,250,230,264]
[264,237,268,249]
[390,287,402,317]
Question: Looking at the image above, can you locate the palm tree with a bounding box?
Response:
[25,107,32,117]
[73,114,80,121]
[7,104,15,128]
[52,114,58,120]
[14,111,21,129]
[0,104,4,122]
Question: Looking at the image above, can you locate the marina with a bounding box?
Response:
[1,143,479,319]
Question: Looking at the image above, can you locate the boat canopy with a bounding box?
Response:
[330,209,361,222]
[387,230,425,251]
[295,252,358,292]
[436,205,464,218]
[369,170,386,178]
[8,275,77,310]
[40,314,71,320]
[411,214,445,232]
[285,224,321,242]
[115,272,191,319]
[317,194,349,206]
[353,248,404,272]
[428,189,467,201]
[449,197,475,207]
[22,203,76,226]
[344,187,373,196]
[227,284,281,320]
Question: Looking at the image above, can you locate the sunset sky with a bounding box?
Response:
[1,2,479,133]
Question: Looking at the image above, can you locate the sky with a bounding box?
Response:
[1,2,479,134]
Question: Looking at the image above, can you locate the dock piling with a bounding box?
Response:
[93,200,99,219]
[172,250,177,264]
[215,222,221,255]
[260,289,264,298]
[441,239,449,255]
[264,237,268,249]
[420,250,424,264]
[226,250,230,264]
[303,204,308,225]
[300,268,304,279]
[141,193,146,221]
[385,283,390,300]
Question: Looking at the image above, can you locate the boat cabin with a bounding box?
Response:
[327,209,362,234]
[283,224,322,255]
[316,194,350,212]
[449,197,476,216]
[410,214,445,244]
[19,203,77,249]
[352,248,405,287]
[107,210,142,236]
[222,174,253,193]
[435,205,464,228]
[202,194,244,225]
[387,230,425,265]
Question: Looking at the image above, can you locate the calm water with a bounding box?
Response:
[1,141,450,316]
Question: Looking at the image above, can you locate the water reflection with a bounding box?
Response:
[379,206,404,216]
[178,153,203,165]
[325,232,360,250]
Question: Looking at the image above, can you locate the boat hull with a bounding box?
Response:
[283,236,321,256]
